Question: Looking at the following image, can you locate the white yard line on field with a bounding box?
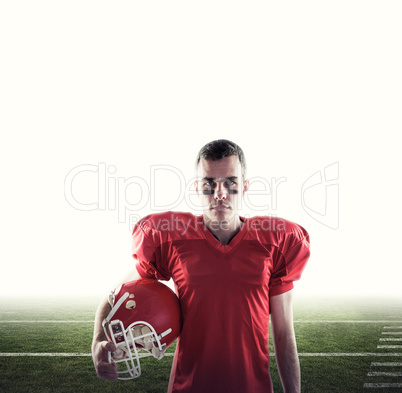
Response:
[363,323,402,389]
[0,320,94,323]
[0,352,176,357]
[0,353,93,356]
[367,372,402,376]
[379,338,402,341]
[371,362,402,366]
[364,383,402,388]
[377,345,402,349]
[2,320,402,323]
[296,353,402,357]
[2,352,402,357]
[294,321,402,323]
[382,332,402,335]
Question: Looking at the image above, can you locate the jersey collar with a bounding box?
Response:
[196,214,248,252]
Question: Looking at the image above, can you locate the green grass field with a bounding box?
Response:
[1,296,401,392]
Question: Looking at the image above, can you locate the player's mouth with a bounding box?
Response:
[211,204,230,211]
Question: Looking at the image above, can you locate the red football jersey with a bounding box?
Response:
[131,211,310,393]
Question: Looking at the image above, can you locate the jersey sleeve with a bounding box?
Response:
[131,218,171,281]
[269,224,310,296]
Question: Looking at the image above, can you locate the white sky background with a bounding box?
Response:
[1,1,401,298]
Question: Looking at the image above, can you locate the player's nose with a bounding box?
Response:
[214,185,228,200]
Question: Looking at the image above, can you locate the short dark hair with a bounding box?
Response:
[195,139,247,178]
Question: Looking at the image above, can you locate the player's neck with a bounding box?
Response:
[203,215,244,245]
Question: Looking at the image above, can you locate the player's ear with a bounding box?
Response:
[243,179,250,195]
[194,181,199,195]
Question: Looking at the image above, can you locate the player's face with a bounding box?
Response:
[195,156,248,224]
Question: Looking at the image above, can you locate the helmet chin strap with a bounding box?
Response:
[150,327,172,359]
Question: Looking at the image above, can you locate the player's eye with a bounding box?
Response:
[202,181,215,195]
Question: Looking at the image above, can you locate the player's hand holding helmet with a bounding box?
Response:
[102,278,182,380]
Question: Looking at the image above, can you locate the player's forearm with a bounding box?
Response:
[274,334,301,393]
[91,296,118,380]
[92,296,111,350]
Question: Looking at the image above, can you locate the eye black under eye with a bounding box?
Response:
[202,189,238,195]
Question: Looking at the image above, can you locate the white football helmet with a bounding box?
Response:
[102,278,182,380]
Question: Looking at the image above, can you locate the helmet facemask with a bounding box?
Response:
[103,290,174,380]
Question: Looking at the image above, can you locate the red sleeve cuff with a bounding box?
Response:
[269,282,294,297]
[135,262,157,279]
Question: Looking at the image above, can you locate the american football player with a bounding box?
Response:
[92,139,310,393]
